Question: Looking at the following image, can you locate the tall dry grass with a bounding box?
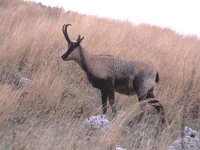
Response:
[0,0,200,149]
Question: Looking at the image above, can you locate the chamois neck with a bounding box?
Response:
[77,46,93,76]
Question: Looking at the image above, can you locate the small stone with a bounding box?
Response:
[116,147,127,150]
[18,77,31,88]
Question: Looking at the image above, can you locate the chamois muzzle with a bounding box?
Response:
[61,53,66,60]
[61,50,71,61]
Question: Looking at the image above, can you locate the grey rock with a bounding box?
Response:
[18,77,31,88]
[116,147,127,150]
[168,127,200,150]
[82,115,110,129]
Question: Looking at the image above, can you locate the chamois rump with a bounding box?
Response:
[61,24,164,119]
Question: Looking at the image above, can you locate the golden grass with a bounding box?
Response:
[0,0,200,149]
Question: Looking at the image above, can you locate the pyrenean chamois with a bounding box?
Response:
[61,24,165,120]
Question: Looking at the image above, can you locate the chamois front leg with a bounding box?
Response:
[108,87,117,117]
[101,90,108,114]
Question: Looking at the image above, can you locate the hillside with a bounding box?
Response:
[0,0,200,149]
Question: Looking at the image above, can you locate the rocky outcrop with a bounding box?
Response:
[168,127,200,150]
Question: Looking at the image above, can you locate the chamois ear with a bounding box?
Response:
[76,35,81,41]
[76,36,84,45]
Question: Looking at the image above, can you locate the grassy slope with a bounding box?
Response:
[0,0,200,149]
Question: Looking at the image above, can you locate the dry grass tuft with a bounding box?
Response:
[0,0,200,149]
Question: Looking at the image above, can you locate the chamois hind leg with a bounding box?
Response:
[147,88,167,127]
[146,88,156,99]
[136,85,149,123]
[146,88,165,116]
[147,100,166,126]
[100,90,108,114]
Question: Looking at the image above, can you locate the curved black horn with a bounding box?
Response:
[62,24,72,43]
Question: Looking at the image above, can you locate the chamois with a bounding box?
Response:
[61,24,165,120]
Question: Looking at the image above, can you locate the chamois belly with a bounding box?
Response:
[114,79,136,95]
[87,76,136,95]
[88,76,108,89]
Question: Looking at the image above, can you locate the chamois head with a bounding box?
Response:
[61,24,84,61]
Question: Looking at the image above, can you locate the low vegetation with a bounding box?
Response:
[0,0,200,149]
